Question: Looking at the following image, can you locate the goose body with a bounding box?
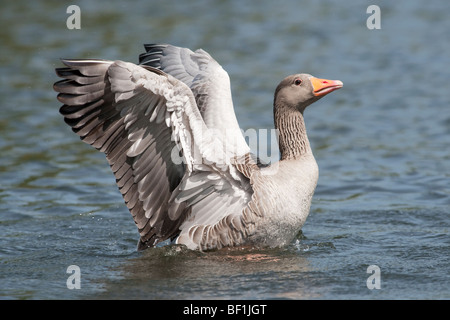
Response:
[54,44,342,251]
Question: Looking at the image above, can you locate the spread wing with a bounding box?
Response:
[54,58,255,250]
[139,44,250,157]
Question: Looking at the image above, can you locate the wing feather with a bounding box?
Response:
[139,44,250,157]
[55,59,191,248]
[55,46,259,251]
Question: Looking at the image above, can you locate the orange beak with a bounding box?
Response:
[310,77,343,97]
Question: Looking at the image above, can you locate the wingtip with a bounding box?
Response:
[143,43,169,51]
[57,58,113,68]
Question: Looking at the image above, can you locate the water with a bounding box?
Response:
[0,0,449,300]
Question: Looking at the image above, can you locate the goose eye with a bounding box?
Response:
[294,79,302,86]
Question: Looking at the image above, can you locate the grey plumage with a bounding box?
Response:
[54,44,342,251]
[55,60,187,249]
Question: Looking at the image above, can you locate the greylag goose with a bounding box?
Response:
[54,44,342,251]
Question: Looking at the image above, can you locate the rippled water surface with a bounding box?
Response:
[1,0,449,300]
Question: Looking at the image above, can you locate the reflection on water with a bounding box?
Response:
[93,243,327,300]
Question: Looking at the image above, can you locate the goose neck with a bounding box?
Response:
[274,105,311,160]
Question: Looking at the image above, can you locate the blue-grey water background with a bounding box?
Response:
[0,0,449,300]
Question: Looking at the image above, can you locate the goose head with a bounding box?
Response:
[274,74,343,113]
